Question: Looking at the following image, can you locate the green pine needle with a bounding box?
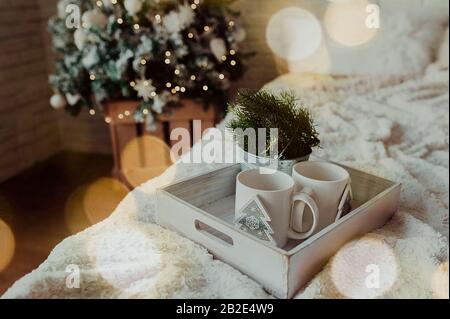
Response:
[227,89,320,159]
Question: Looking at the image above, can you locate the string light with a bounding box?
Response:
[165,58,171,64]
[155,14,161,23]
[117,18,123,24]
[188,32,194,39]
[166,82,172,88]
[230,49,236,55]
[118,113,124,120]
[171,88,177,94]
[89,109,96,115]
[96,1,102,7]
[229,21,235,27]
[221,55,227,61]
[130,81,136,87]
[143,80,149,86]
[174,69,180,75]
[133,23,140,30]
[191,4,197,9]
[203,85,209,91]
[140,59,147,65]
[143,109,149,115]
[105,117,112,124]
[124,110,131,116]
[151,92,157,97]
[230,60,237,66]
[175,86,180,91]
[219,73,225,80]
[111,0,118,4]
[89,74,96,80]
[190,75,196,81]
[165,51,171,57]
[194,0,200,4]
[180,87,186,92]
[204,26,210,32]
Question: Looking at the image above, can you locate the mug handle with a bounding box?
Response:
[288,190,319,240]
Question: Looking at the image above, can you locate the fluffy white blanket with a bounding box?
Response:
[2,68,448,299]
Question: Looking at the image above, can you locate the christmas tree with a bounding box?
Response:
[48,0,250,130]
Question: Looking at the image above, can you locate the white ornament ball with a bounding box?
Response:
[66,93,81,106]
[102,0,114,8]
[124,0,143,16]
[73,28,87,50]
[82,10,108,29]
[210,38,227,62]
[50,94,67,110]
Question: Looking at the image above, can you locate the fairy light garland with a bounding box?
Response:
[48,0,247,126]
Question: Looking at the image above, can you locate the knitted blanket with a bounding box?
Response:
[2,68,448,299]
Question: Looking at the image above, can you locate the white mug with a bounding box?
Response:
[235,169,319,248]
[292,161,352,236]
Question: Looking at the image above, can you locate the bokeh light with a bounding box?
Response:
[432,261,449,299]
[83,178,129,225]
[266,7,322,61]
[324,0,378,47]
[0,218,15,273]
[87,228,161,290]
[65,178,128,234]
[282,40,331,74]
[64,185,92,234]
[121,136,174,188]
[331,236,398,299]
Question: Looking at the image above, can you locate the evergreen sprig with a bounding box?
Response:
[227,89,320,159]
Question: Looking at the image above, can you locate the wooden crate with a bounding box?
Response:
[157,162,401,299]
[105,100,217,188]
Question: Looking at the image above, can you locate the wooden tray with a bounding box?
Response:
[156,162,401,298]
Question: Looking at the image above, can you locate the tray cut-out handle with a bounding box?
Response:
[194,220,234,247]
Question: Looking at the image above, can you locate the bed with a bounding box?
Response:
[2,0,449,299]
[2,61,448,298]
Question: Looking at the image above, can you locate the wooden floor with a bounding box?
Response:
[0,152,113,295]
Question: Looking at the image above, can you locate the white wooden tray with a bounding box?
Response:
[156,163,401,299]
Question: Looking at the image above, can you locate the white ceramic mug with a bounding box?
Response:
[235,169,319,248]
[292,161,352,236]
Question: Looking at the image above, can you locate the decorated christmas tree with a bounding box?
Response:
[48,0,249,130]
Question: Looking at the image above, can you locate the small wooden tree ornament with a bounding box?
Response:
[235,195,276,246]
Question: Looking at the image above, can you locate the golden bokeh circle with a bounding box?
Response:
[64,185,92,234]
[121,136,174,188]
[83,178,129,225]
[330,236,398,299]
[64,178,128,234]
[324,0,378,47]
[0,218,15,273]
[266,7,322,62]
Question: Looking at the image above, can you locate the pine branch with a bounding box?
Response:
[227,89,320,159]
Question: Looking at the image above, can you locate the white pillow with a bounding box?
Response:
[283,0,449,76]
